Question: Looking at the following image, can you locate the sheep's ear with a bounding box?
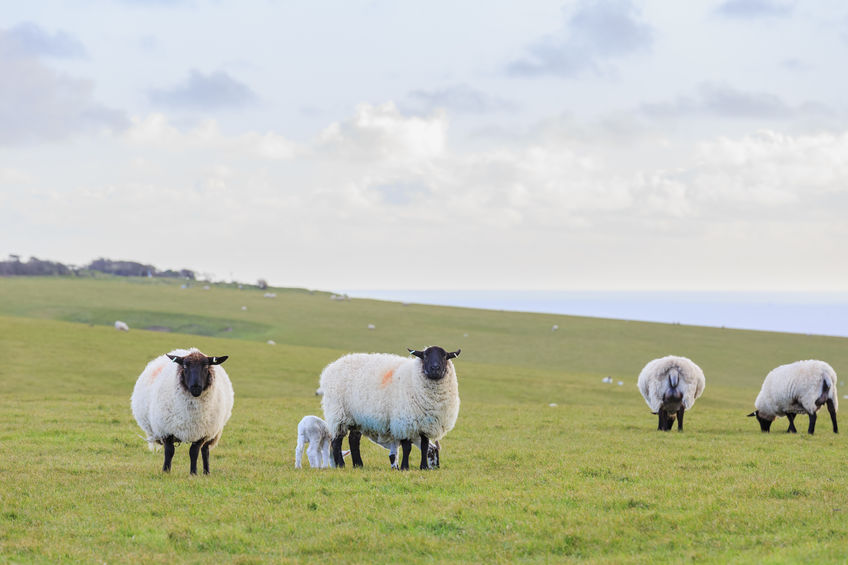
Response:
[447,349,461,359]
[747,411,757,417]
[167,354,184,365]
[408,348,424,359]
[208,356,228,365]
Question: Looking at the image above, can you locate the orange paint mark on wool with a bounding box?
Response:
[147,363,165,384]
[380,369,395,388]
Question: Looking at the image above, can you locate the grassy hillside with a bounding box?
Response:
[2,277,848,562]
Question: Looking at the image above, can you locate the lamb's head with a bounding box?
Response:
[747,410,774,432]
[661,366,684,412]
[167,352,228,397]
[408,346,460,381]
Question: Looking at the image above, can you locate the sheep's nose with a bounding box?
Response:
[190,387,202,397]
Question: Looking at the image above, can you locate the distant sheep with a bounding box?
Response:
[295,415,349,468]
[748,360,838,434]
[320,346,461,470]
[131,348,233,474]
[637,355,705,431]
[114,320,129,331]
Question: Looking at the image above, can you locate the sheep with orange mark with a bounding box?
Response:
[131,348,234,474]
[319,346,461,470]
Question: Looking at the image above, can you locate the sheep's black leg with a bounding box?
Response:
[419,434,430,470]
[201,442,211,474]
[349,430,363,467]
[677,407,685,432]
[162,436,175,472]
[807,412,817,435]
[331,433,347,468]
[399,439,412,471]
[786,414,797,433]
[657,411,666,431]
[189,440,202,475]
[827,399,838,433]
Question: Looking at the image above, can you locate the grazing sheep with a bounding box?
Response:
[131,348,233,474]
[114,320,129,331]
[748,360,838,434]
[637,355,705,431]
[320,346,461,470]
[365,433,441,469]
[295,415,349,469]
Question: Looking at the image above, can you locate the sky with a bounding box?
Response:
[2,0,848,291]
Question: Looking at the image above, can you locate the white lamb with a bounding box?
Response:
[131,348,233,474]
[637,355,705,431]
[320,346,460,470]
[295,415,349,469]
[748,360,838,434]
[114,320,129,331]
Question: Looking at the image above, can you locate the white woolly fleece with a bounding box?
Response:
[319,352,460,442]
[755,360,838,418]
[131,348,234,450]
[637,355,706,413]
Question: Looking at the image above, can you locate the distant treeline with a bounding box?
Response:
[0,255,196,280]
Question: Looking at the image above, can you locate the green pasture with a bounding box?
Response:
[1,277,848,563]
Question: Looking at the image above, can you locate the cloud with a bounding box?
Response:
[403,84,517,115]
[714,0,793,19]
[315,102,446,164]
[149,69,259,109]
[507,0,653,78]
[0,22,86,59]
[0,27,128,145]
[641,83,830,121]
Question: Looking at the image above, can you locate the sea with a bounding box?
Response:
[341,290,848,338]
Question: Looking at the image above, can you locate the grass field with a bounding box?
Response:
[2,276,848,563]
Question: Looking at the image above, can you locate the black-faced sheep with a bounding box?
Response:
[131,348,233,474]
[748,360,838,434]
[637,355,705,431]
[319,346,460,470]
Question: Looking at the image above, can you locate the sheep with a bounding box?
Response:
[131,348,233,474]
[295,415,349,468]
[637,355,705,431]
[319,346,461,470]
[114,320,129,331]
[365,433,441,469]
[748,360,838,434]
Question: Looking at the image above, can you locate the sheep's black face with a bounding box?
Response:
[747,410,773,432]
[408,346,460,381]
[168,353,228,398]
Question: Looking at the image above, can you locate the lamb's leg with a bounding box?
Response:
[320,437,331,468]
[295,437,305,468]
[201,442,211,475]
[657,411,666,431]
[786,413,797,433]
[307,442,321,468]
[807,411,817,435]
[399,439,412,471]
[349,430,363,467]
[676,407,685,432]
[189,440,203,475]
[331,433,347,468]
[419,434,430,470]
[827,399,838,433]
[163,436,175,472]
[389,444,398,469]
